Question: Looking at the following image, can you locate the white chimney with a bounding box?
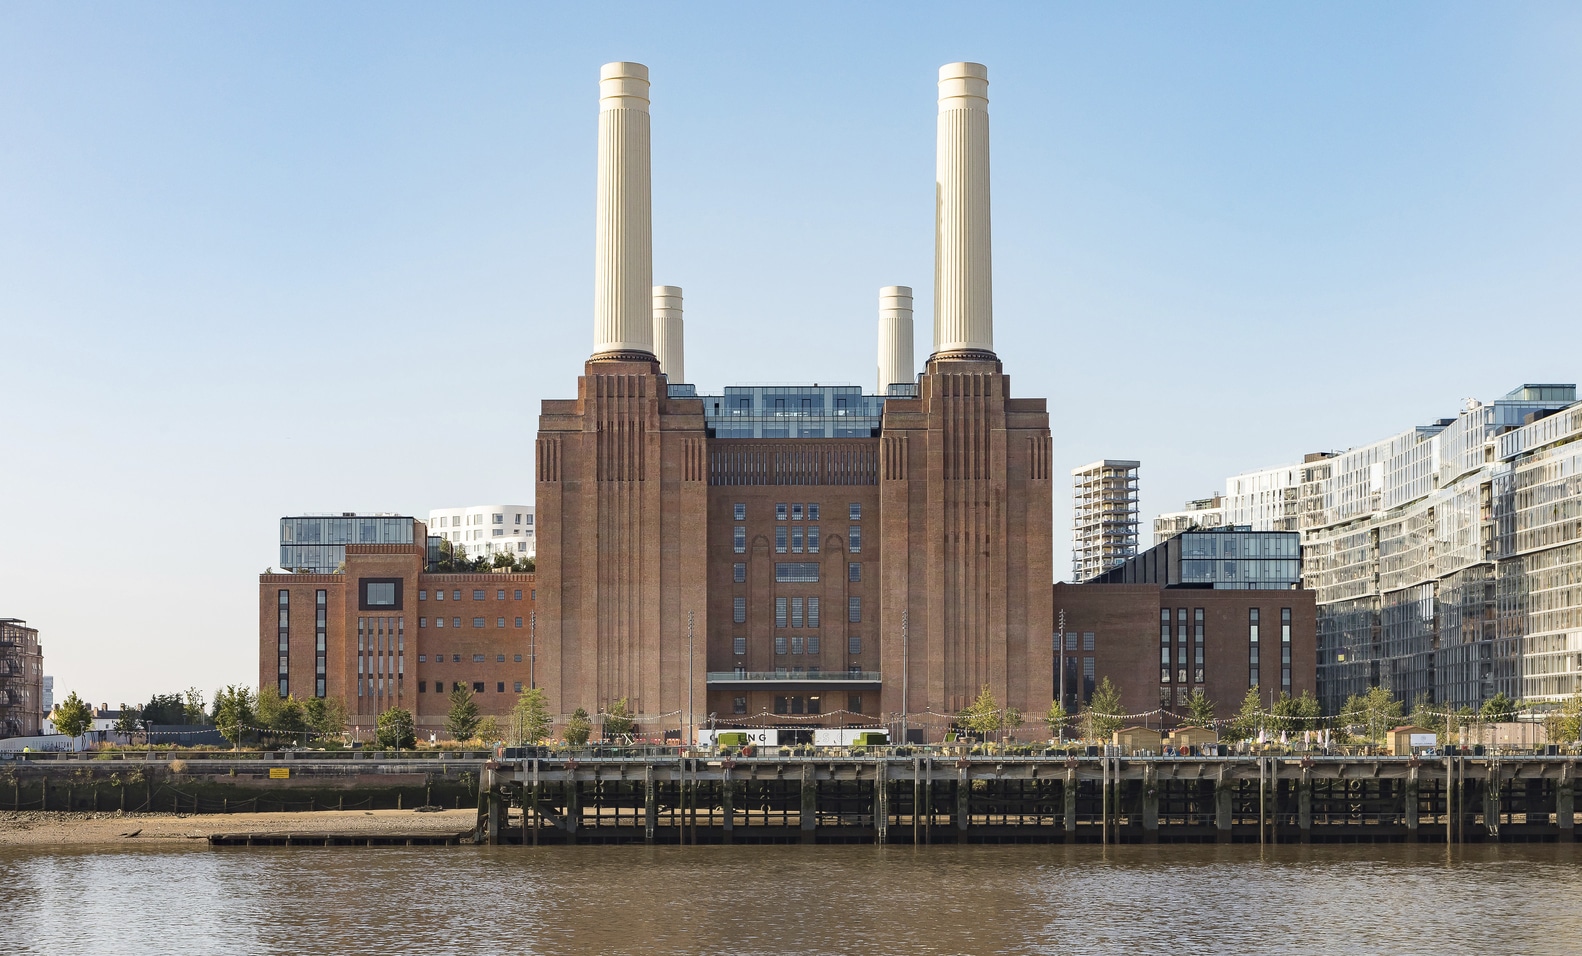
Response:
[592,62,654,359]
[877,286,914,393]
[933,62,993,357]
[652,285,685,383]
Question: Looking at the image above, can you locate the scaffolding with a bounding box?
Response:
[1071,460,1140,582]
[0,619,43,738]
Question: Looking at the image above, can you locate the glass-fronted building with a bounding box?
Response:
[1090,529,1302,589]
[279,515,416,573]
[699,386,886,439]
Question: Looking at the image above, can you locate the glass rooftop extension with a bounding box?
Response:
[699,385,889,439]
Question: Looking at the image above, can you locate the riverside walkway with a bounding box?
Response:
[481,751,1582,846]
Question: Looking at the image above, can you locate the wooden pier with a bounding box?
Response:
[479,753,1582,846]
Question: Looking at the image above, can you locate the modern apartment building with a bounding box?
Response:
[427,505,536,559]
[259,519,539,736]
[533,62,1053,743]
[0,619,45,738]
[1180,384,1580,713]
[277,514,418,574]
[1152,495,1225,546]
[1071,460,1140,582]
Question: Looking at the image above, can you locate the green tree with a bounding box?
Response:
[603,697,636,743]
[565,707,593,746]
[958,685,1004,740]
[51,691,93,739]
[511,688,552,745]
[376,708,416,750]
[182,687,207,724]
[1342,685,1403,747]
[476,716,502,743]
[1184,689,1216,729]
[113,705,141,738]
[1408,691,1442,740]
[1044,700,1069,740]
[308,695,348,737]
[1269,690,1321,739]
[141,693,186,726]
[1544,694,1582,748]
[490,550,517,570]
[1481,691,1517,723]
[1228,686,1264,743]
[212,685,256,748]
[1082,678,1125,741]
[446,685,482,740]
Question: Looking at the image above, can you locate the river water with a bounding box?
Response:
[3,843,1580,955]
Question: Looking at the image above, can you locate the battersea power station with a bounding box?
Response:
[533,61,1054,743]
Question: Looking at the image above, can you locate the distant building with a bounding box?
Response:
[278,514,418,574]
[41,675,53,719]
[1055,528,1315,725]
[426,505,536,559]
[0,619,45,738]
[1071,460,1140,582]
[1152,495,1225,545]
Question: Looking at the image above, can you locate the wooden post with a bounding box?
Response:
[874,759,888,845]
[799,763,817,843]
[1405,766,1420,840]
[564,778,579,844]
[1101,754,1109,846]
[1298,771,1312,843]
[1558,763,1575,840]
[1215,769,1232,843]
[1142,766,1159,843]
[487,790,502,845]
[1063,768,1078,844]
[721,770,734,843]
[955,765,971,840]
[644,765,656,844]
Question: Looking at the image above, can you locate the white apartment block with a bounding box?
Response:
[427,504,536,558]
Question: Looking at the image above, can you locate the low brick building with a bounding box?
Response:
[260,527,537,737]
[1053,529,1317,727]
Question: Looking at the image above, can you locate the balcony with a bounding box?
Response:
[706,670,881,686]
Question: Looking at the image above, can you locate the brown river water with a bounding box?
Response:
[2,843,1580,955]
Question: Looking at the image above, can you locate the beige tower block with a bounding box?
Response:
[653,285,685,383]
[933,61,994,358]
[592,61,655,358]
[877,285,914,393]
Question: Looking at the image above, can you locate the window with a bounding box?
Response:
[418,681,427,693]
[496,618,506,628]
[791,597,803,627]
[807,526,819,553]
[733,597,746,624]
[364,580,397,608]
[435,590,445,601]
[497,589,506,600]
[1281,608,1292,693]
[496,654,505,662]
[849,562,861,583]
[435,683,444,693]
[733,696,747,715]
[807,635,820,654]
[776,526,787,553]
[791,526,803,552]
[734,503,746,521]
[419,654,427,662]
[775,597,788,628]
[1082,632,1094,652]
[791,636,804,654]
[791,697,805,715]
[1065,632,1077,651]
[472,617,485,628]
[452,654,461,662]
[807,597,820,628]
[1249,608,1261,687]
[515,617,524,628]
[514,589,523,600]
[473,682,485,693]
[734,563,746,583]
[734,527,746,553]
[807,695,821,715]
[492,528,504,537]
[791,503,803,520]
[849,526,861,552]
[849,503,861,520]
[775,563,819,583]
[419,617,427,627]
[848,636,862,655]
[497,682,506,693]
[515,514,522,525]
[775,636,788,655]
[847,693,862,713]
[514,654,523,663]
[472,589,485,600]
[436,618,445,628]
[1194,608,1205,683]
[418,590,427,600]
[848,596,862,623]
[733,637,747,655]
[514,682,523,693]
[808,504,820,520]
[776,503,787,520]
[452,590,461,600]
[473,654,486,662]
[492,514,503,524]
[452,617,462,627]
[774,696,789,715]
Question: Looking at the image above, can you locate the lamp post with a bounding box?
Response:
[528,611,536,690]
[900,608,908,744]
[687,610,695,749]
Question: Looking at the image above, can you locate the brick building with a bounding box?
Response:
[1053,529,1317,726]
[260,530,537,736]
[533,62,1053,743]
[0,618,45,738]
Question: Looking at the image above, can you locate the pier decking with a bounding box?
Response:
[481,753,1582,845]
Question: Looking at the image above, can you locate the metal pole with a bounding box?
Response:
[687,610,695,750]
[529,611,537,690]
[901,609,909,744]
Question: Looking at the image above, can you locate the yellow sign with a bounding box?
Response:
[268,767,290,779]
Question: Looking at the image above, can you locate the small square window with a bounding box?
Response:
[808,503,820,520]
[514,682,523,693]
[733,503,746,521]
[497,589,506,600]
[514,654,523,662]
[473,681,485,693]
[436,618,446,628]
[791,504,803,520]
[452,590,461,600]
[418,589,427,600]
[473,589,485,600]
[452,654,461,662]
[733,637,746,655]
[848,636,862,655]
[776,503,787,520]
[418,681,427,693]
[419,617,427,627]
[733,696,747,715]
[514,589,523,600]
[472,617,485,628]
[497,682,505,693]
[733,563,746,583]
[849,502,861,521]
[515,617,524,628]
[496,617,506,628]
[774,636,788,655]
[418,654,427,662]
[473,654,486,662]
[435,591,445,601]
[496,654,505,662]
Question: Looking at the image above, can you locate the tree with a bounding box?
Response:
[113,705,141,737]
[958,685,1004,740]
[565,707,593,746]
[491,550,518,570]
[212,685,256,748]
[1481,691,1517,723]
[376,708,416,750]
[446,684,482,740]
[1228,686,1264,743]
[1082,678,1125,741]
[1044,700,1069,741]
[1184,689,1216,729]
[603,697,635,743]
[1544,694,1582,748]
[141,693,187,726]
[1270,690,1322,739]
[511,688,552,745]
[305,695,347,737]
[51,691,93,739]
[1342,685,1402,747]
[255,686,308,742]
[476,716,502,743]
[182,687,207,724]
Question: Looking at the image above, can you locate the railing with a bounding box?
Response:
[705,670,881,683]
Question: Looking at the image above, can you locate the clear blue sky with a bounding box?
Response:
[3,3,1579,707]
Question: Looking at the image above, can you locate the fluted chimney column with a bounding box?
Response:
[652,285,685,383]
[933,62,994,358]
[592,62,654,360]
[877,286,914,393]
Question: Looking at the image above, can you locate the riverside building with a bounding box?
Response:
[427,505,536,560]
[0,619,45,738]
[1070,460,1141,582]
[533,62,1054,743]
[1179,384,1581,713]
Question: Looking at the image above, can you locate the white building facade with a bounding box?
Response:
[427,504,536,559]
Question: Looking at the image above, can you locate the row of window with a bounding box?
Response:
[728,693,864,714]
[420,588,532,602]
[417,680,525,694]
[416,653,526,663]
[730,503,865,522]
[735,562,862,583]
[733,596,862,625]
[419,617,527,629]
[731,636,864,656]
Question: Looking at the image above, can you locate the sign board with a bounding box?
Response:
[812,728,882,747]
[1409,733,1437,748]
[697,729,778,748]
[268,767,290,779]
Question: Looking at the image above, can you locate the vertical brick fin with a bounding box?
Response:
[537,438,561,483]
[682,437,705,482]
